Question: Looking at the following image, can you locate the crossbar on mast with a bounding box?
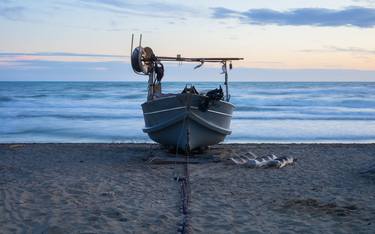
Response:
[154,56,243,102]
[157,56,243,63]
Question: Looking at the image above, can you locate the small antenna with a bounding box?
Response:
[130,33,134,57]
[139,34,142,47]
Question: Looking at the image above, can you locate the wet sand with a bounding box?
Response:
[1,143,374,233]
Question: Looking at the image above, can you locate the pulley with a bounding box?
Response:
[131,46,156,75]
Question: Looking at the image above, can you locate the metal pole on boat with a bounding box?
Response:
[130,34,134,57]
[223,61,230,101]
[147,71,154,101]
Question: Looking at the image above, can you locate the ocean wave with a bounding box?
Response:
[234,106,282,111]
[233,116,375,121]
[15,94,48,98]
[0,96,12,102]
[119,94,144,99]
[339,99,375,108]
[15,114,142,120]
[1,81,375,143]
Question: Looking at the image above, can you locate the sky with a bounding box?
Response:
[0,0,375,81]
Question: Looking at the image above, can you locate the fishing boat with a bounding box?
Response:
[130,35,243,151]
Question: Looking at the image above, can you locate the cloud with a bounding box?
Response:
[0,51,128,59]
[212,7,239,19]
[0,59,131,81]
[60,0,198,19]
[328,46,375,54]
[1,59,375,81]
[0,6,26,20]
[78,0,192,12]
[212,6,375,28]
[301,46,375,55]
[352,0,375,6]
[81,0,126,8]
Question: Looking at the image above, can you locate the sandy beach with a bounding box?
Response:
[1,143,374,233]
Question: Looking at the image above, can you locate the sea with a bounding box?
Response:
[1,82,375,143]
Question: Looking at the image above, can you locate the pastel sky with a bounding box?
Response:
[1,0,375,81]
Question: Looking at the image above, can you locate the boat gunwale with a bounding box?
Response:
[143,106,233,117]
[142,93,236,109]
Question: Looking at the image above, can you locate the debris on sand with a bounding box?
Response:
[230,152,296,168]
